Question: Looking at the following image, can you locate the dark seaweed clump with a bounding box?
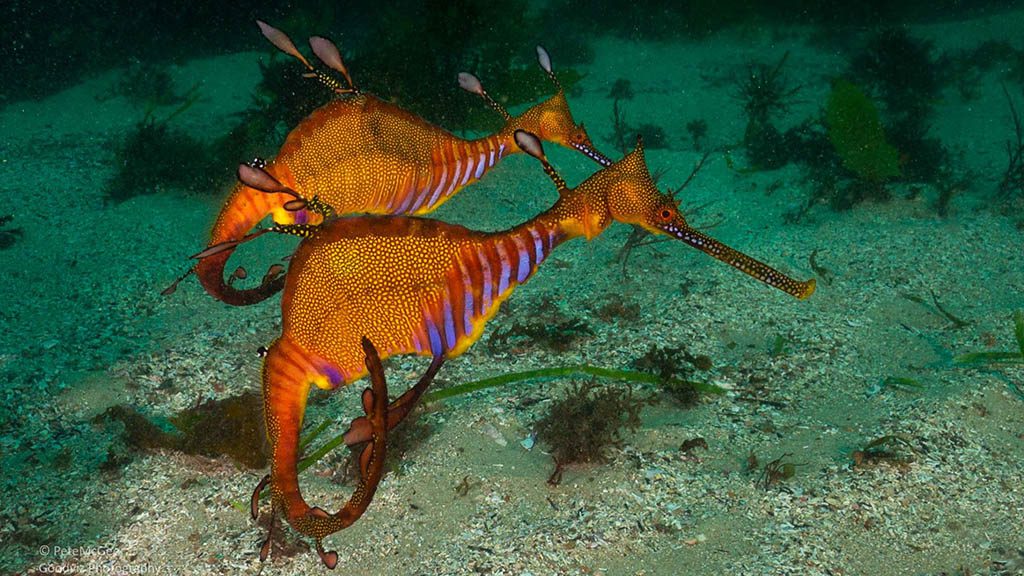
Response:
[104,104,216,203]
[848,28,950,185]
[341,0,588,133]
[0,214,23,249]
[737,52,803,170]
[998,86,1024,209]
[94,392,267,469]
[591,294,641,323]
[108,55,338,205]
[606,78,670,154]
[731,28,965,219]
[487,297,593,353]
[686,119,709,151]
[97,60,189,107]
[535,382,645,485]
[632,345,713,406]
[487,318,593,354]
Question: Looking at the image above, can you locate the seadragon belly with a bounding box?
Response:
[281,216,560,387]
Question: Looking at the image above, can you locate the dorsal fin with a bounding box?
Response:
[536,46,561,91]
[309,36,354,89]
[256,20,313,70]
[458,72,510,121]
[237,164,301,199]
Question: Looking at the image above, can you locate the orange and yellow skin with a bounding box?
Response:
[259,135,815,552]
[196,87,604,306]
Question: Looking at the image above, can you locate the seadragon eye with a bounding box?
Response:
[659,208,673,221]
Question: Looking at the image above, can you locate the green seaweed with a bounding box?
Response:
[955,310,1024,365]
[849,28,950,185]
[423,364,724,403]
[825,79,901,184]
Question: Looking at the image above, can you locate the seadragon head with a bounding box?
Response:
[458,47,610,167]
[514,130,816,300]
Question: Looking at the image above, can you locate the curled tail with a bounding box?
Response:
[260,335,388,566]
[195,179,290,306]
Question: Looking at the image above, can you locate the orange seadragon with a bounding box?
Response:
[237,131,814,567]
[190,20,609,306]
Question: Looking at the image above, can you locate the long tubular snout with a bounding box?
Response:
[671,225,815,299]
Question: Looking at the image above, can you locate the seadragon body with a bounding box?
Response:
[194,21,608,306]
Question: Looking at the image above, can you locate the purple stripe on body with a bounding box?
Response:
[447,154,462,197]
[410,166,433,212]
[477,247,493,310]
[457,258,475,335]
[316,362,345,388]
[395,172,416,214]
[512,234,531,283]
[427,150,449,208]
[458,147,473,186]
[495,241,512,294]
[442,296,456,349]
[528,228,544,262]
[425,313,443,355]
[473,146,486,178]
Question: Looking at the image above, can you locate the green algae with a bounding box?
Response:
[825,79,901,184]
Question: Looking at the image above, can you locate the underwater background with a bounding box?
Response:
[2,1,1023,574]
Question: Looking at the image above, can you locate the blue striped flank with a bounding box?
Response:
[442,297,456,349]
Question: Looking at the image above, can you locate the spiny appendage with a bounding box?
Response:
[193,176,291,306]
[254,335,390,568]
[408,221,565,359]
[343,353,445,446]
[192,158,338,306]
[257,20,356,96]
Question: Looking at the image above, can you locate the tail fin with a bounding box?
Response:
[195,180,288,305]
[260,335,388,566]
